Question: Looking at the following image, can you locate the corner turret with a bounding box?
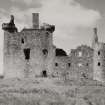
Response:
[2,15,18,33]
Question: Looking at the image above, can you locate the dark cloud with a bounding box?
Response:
[76,0,105,14]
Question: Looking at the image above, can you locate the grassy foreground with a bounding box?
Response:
[0,78,105,105]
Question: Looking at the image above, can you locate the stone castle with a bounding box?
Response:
[2,13,105,82]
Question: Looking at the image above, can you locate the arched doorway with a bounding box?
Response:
[42,70,47,77]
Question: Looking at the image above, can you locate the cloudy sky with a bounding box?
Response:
[0,0,105,72]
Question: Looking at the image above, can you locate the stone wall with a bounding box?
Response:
[51,45,94,81]
[4,28,54,78]
[3,28,94,81]
[70,45,93,80]
[52,56,71,80]
[3,31,24,78]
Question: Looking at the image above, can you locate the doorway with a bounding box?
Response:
[42,70,47,77]
[23,48,30,60]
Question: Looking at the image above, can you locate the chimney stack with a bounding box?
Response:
[32,13,39,29]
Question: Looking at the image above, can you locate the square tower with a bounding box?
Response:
[2,13,55,79]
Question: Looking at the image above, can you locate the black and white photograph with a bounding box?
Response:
[0,0,105,105]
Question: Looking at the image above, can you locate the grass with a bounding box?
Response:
[0,78,104,105]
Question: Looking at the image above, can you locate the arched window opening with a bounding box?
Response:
[42,70,47,77]
[98,51,100,55]
[42,49,48,55]
[55,63,58,67]
[98,62,101,66]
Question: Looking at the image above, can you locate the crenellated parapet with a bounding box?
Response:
[40,23,55,33]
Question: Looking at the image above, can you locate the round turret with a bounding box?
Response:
[93,42,105,82]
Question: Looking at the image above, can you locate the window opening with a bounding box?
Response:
[98,51,100,55]
[23,48,30,60]
[21,38,24,44]
[98,62,101,66]
[55,63,58,67]
[42,49,48,55]
[68,63,71,67]
[42,70,47,77]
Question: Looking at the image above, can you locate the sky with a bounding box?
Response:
[0,0,105,73]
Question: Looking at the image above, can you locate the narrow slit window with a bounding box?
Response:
[21,38,24,44]
[98,62,101,66]
[98,51,100,55]
[68,63,71,67]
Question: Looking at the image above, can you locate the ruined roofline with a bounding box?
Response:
[70,44,93,52]
[76,44,93,50]
[2,13,55,33]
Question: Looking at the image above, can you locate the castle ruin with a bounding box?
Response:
[2,13,105,82]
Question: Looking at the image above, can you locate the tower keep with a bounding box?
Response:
[2,13,55,78]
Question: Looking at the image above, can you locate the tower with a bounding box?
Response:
[2,13,55,79]
[93,28,105,82]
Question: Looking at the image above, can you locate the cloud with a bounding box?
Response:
[40,0,100,27]
[11,0,32,5]
[9,0,101,31]
[9,0,101,50]
[39,0,101,51]
[11,0,39,6]
[0,0,102,49]
[0,0,101,52]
